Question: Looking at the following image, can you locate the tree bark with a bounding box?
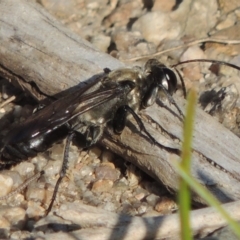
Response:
[1,0,240,227]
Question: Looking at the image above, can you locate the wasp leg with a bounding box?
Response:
[158,84,184,119]
[46,131,75,215]
[142,84,159,109]
[72,122,103,148]
[113,105,157,145]
[85,125,103,147]
[112,106,128,134]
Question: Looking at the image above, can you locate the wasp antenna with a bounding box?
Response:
[174,68,187,99]
[171,59,240,72]
[158,84,184,120]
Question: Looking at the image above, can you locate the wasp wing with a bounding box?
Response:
[3,83,125,146]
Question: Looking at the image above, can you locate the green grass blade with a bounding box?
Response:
[178,89,197,240]
[175,163,240,238]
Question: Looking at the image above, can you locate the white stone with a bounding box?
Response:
[0,207,26,229]
[14,162,35,178]
[0,174,13,197]
[132,11,182,46]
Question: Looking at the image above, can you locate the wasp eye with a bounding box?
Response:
[162,78,169,90]
[165,73,170,81]
[163,68,177,95]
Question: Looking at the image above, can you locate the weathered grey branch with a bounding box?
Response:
[36,201,240,240]
[1,0,240,237]
[0,0,123,100]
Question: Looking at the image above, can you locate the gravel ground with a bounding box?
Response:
[1,0,240,239]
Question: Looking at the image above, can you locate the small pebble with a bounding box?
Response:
[90,34,111,52]
[82,190,95,203]
[152,0,176,12]
[132,11,181,46]
[137,203,148,215]
[0,207,26,230]
[0,216,11,229]
[10,231,32,240]
[180,46,206,81]
[146,194,161,207]
[25,187,46,203]
[0,174,13,197]
[26,201,45,219]
[77,165,94,178]
[120,190,133,203]
[0,170,23,189]
[91,179,114,192]
[13,162,35,178]
[88,146,102,159]
[6,193,25,207]
[102,201,116,212]
[112,30,142,52]
[31,155,48,172]
[113,178,129,191]
[216,13,236,30]
[134,192,146,201]
[95,164,120,181]
[43,160,62,177]
[154,197,177,214]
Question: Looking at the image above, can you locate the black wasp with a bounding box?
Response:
[0,58,186,213]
